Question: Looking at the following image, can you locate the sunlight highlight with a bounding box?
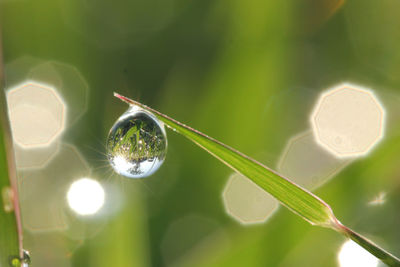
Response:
[338,240,379,267]
[19,144,92,232]
[7,81,66,148]
[311,83,385,158]
[67,178,105,216]
[110,155,137,177]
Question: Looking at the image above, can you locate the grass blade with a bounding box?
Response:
[114,93,400,266]
[335,223,400,267]
[0,37,23,265]
[114,93,335,227]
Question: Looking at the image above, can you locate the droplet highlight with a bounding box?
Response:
[107,106,167,178]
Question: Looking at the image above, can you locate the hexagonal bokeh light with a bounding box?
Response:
[338,240,379,267]
[67,178,105,216]
[7,81,66,148]
[222,173,278,225]
[278,131,350,190]
[5,56,89,128]
[311,83,385,158]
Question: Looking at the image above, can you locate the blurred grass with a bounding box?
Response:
[1,0,400,266]
[0,45,20,265]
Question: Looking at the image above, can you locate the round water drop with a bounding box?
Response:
[9,250,30,267]
[107,106,167,178]
[22,250,31,266]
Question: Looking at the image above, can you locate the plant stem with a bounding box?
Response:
[0,28,24,264]
[114,93,400,266]
[333,221,400,266]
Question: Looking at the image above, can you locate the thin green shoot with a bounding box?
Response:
[114,92,400,266]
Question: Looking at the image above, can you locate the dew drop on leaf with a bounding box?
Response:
[22,250,31,266]
[9,250,30,267]
[107,106,167,178]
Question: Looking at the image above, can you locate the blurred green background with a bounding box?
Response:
[1,0,400,266]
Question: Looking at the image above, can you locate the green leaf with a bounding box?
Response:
[339,225,400,267]
[114,93,400,266]
[114,93,335,227]
[0,75,22,264]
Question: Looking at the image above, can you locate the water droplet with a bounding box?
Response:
[107,106,167,178]
[8,250,30,267]
[22,250,31,266]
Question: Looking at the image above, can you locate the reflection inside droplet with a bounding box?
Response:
[106,106,167,178]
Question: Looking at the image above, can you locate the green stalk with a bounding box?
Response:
[0,32,24,265]
[114,93,400,266]
[336,223,400,267]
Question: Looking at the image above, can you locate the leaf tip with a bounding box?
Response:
[113,92,131,105]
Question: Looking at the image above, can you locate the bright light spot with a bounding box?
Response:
[311,83,385,158]
[67,178,105,216]
[112,155,134,170]
[7,81,66,148]
[222,173,278,225]
[19,144,92,232]
[338,240,379,267]
[368,192,386,206]
[277,131,350,190]
[111,155,136,177]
